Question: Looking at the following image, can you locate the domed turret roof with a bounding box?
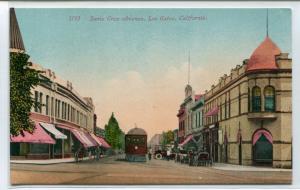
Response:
[127,127,147,135]
[246,37,281,72]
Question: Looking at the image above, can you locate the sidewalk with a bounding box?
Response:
[10,157,92,165]
[212,163,292,172]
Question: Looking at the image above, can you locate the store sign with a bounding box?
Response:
[218,130,223,145]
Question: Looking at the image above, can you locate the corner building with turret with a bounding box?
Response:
[203,36,292,168]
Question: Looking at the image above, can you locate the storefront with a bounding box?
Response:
[10,121,110,160]
[39,122,68,159]
[56,125,99,158]
[208,123,219,162]
[10,122,55,159]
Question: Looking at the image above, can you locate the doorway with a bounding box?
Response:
[253,134,273,165]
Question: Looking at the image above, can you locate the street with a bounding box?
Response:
[10,155,292,185]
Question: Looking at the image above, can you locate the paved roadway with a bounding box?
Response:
[10,155,292,185]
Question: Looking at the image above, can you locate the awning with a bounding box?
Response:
[71,129,98,148]
[209,124,215,129]
[90,134,102,146]
[178,135,193,147]
[10,122,55,144]
[57,125,97,148]
[97,136,111,149]
[39,122,67,139]
[253,130,273,145]
[84,132,99,147]
[205,106,219,117]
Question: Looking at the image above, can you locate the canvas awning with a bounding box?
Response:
[10,122,55,144]
[205,106,219,117]
[57,125,97,148]
[178,135,193,147]
[209,124,215,129]
[39,122,67,139]
[97,136,111,149]
[253,130,273,145]
[90,134,102,146]
[72,129,98,148]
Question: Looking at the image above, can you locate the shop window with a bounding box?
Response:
[252,86,261,112]
[30,144,49,154]
[54,139,62,154]
[264,86,275,112]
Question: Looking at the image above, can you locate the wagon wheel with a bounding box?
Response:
[155,153,162,160]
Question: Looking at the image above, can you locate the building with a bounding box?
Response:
[190,94,205,152]
[177,104,186,144]
[148,134,163,152]
[9,8,109,159]
[203,35,292,168]
[177,83,205,151]
[94,127,106,138]
[94,114,106,138]
[173,129,179,147]
[175,13,292,168]
[177,84,193,144]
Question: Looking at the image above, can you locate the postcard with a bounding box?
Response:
[9,8,292,185]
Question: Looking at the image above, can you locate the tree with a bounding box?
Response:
[161,130,174,149]
[165,130,174,144]
[104,113,125,150]
[10,52,42,136]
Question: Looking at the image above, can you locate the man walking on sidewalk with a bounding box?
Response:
[148,151,152,161]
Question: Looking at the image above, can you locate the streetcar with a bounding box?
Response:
[125,127,147,162]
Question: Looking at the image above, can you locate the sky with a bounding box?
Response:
[15,8,291,139]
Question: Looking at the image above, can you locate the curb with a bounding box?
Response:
[10,157,92,165]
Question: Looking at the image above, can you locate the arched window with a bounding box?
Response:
[252,86,261,112]
[264,86,275,112]
[248,88,250,112]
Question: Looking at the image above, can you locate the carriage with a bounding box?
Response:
[125,127,147,162]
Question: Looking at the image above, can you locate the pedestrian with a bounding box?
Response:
[96,147,100,160]
[189,150,194,166]
[148,151,152,161]
[167,149,171,161]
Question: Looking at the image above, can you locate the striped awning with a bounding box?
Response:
[205,107,219,117]
[10,122,55,144]
[39,122,67,139]
[178,135,193,147]
[57,125,97,148]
